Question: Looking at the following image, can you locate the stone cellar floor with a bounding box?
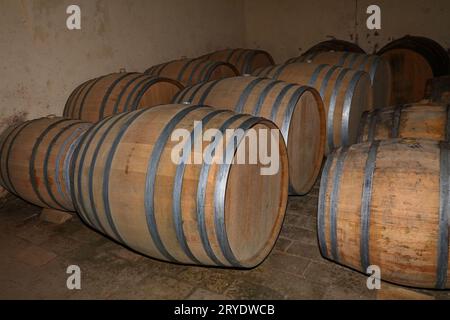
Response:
[1,183,449,300]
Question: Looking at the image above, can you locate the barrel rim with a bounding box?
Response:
[220,117,289,268]
[286,86,326,195]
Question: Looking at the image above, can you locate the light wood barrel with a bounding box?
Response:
[63,72,183,122]
[0,117,90,211]
[318,139,450,289]
[377,36,450,105]
[173,76,326,195]
[302,39,365,57]
[200,49,275,75]
[289,52,391,109]
[253,62,372,154]
[358,103,449,143]
[145,58,238,87]
[71,104,288,267]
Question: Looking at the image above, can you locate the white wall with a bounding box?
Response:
[244,0,450,62]
[0,0,245,199]
[0,0,245,131]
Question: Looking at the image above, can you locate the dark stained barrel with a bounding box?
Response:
[0,117,91,211]
[145,58,238,87]
[377,36,450,105]
[64,72,183,122]
[71,104,289,267]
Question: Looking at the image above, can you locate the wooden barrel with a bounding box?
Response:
[173,76,326,195]
[289,52,391,109]
[377,36,450,105]
[301,39,365,57]
[200,49,275,75]
[71,104,288,267]
[63,72,183,122]
[318,138,450,289]
[145,58,238,87]
[0,117,91,211]
[358,103,449,143]
[253,62,372,154]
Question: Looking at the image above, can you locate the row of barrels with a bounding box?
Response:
[302,36,450,106]
[1,43,379,269]
[7,104,449,286]
[289,39,450,289]
[306,36,450,289]
[61,69,373,195]
[2,51,293,269]
[305,39,450,289]
[63,36,450,123]
[1,37,450,288]
[62,48,385,196]
[63,72,325,195]
[2,50,291,268]
[63,48,273,122]
[0,105,288,268]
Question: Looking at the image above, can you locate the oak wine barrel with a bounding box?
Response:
[377,36,450,105]
[358,102,450,143]
[289,52,391,108]
[173,76,326,195]
[145,58,238,86]
[301,39,365,58]
[319,138,450,289]
[200,49,275,75]
[64,72,183,122]
[0,116,91,211]
[71,104,288,267]
[253,62,372,153]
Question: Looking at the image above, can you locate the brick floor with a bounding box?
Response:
[0,185,449,300]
